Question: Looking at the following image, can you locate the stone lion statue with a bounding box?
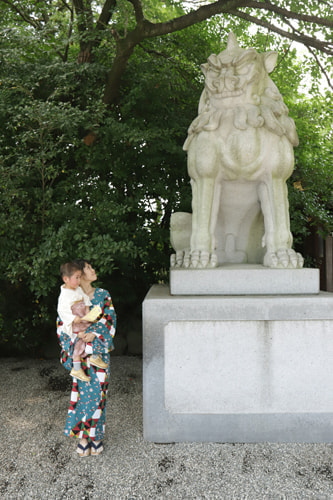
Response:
[170,32,304,269]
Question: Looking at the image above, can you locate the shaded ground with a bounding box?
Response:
[1,357,333,499]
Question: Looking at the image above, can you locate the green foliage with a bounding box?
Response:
[289,89,333,245]
[0,2,332,354]
[0,8,204,353]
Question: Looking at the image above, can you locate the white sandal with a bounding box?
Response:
[77,441,90,457]
[90,440,103,456]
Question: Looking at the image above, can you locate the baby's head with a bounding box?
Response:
[60,262,82,290]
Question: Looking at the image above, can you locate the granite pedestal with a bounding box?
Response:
[143,272,333,443]
[170,266,319,295]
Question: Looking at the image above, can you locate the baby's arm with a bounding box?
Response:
[73,315,84,324]
[78,307,97,343]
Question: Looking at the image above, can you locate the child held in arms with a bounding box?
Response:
[57,262,107,382]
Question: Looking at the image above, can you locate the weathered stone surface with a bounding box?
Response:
[143,285,333,443]
[170,266,319,295]
[170,33,303,270]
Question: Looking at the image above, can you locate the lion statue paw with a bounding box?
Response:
[170,250,191,268]
[264,249,304,269]
[170,250,218,269]
[190,251,218,269]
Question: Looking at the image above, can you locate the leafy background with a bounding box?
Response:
[0,1,332,355]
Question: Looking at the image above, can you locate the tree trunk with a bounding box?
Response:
[102,35,141,105]
[77,45,93,63]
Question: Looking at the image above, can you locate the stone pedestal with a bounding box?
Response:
[170,266,319,295]
[143,283,333,443]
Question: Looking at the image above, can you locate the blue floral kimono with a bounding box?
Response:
[57,287,116,442]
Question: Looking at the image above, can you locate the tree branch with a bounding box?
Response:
[62,4,74,62]
[230,9,333,54]
[102,0,244,106]
[139,0,249,37]
[96,0,117,31]
[72,0,94,33]
[101,0,333,105]
[0,0,41,29]
[245,1,333,28]
[274,42,293,71]
[306,45,333,90]
[72,0,96,62]
[128,0,144,24]
[103,39,137,105]
[59,0,73,13]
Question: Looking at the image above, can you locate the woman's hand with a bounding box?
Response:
[81,332,96,343]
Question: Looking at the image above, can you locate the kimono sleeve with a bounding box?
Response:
[56,317,74,371]
[88,290,116,352]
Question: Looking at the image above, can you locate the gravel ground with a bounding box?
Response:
[1,356,333,500]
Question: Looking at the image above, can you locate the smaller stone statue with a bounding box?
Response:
[171,32,304,269]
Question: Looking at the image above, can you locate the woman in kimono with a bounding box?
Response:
[57,259,116,457]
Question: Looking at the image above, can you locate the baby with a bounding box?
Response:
[57,262,107,382]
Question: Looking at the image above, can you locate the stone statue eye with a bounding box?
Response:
[236,63,250,75]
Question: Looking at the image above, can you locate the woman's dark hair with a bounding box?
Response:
[72,259,92,272]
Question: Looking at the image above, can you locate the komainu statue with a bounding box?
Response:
[170,32,304,269]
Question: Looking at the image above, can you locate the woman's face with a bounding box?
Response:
[82,263,97,282]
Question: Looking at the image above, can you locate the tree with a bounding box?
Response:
[0,1,332,354]
[0,4,219,352]
[1,0,332,105]
[289,88,333,255]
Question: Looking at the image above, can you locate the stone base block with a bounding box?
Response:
[170,266,319,295]
[143,285,333,443]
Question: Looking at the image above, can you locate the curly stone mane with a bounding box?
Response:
[184,46,298,151]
